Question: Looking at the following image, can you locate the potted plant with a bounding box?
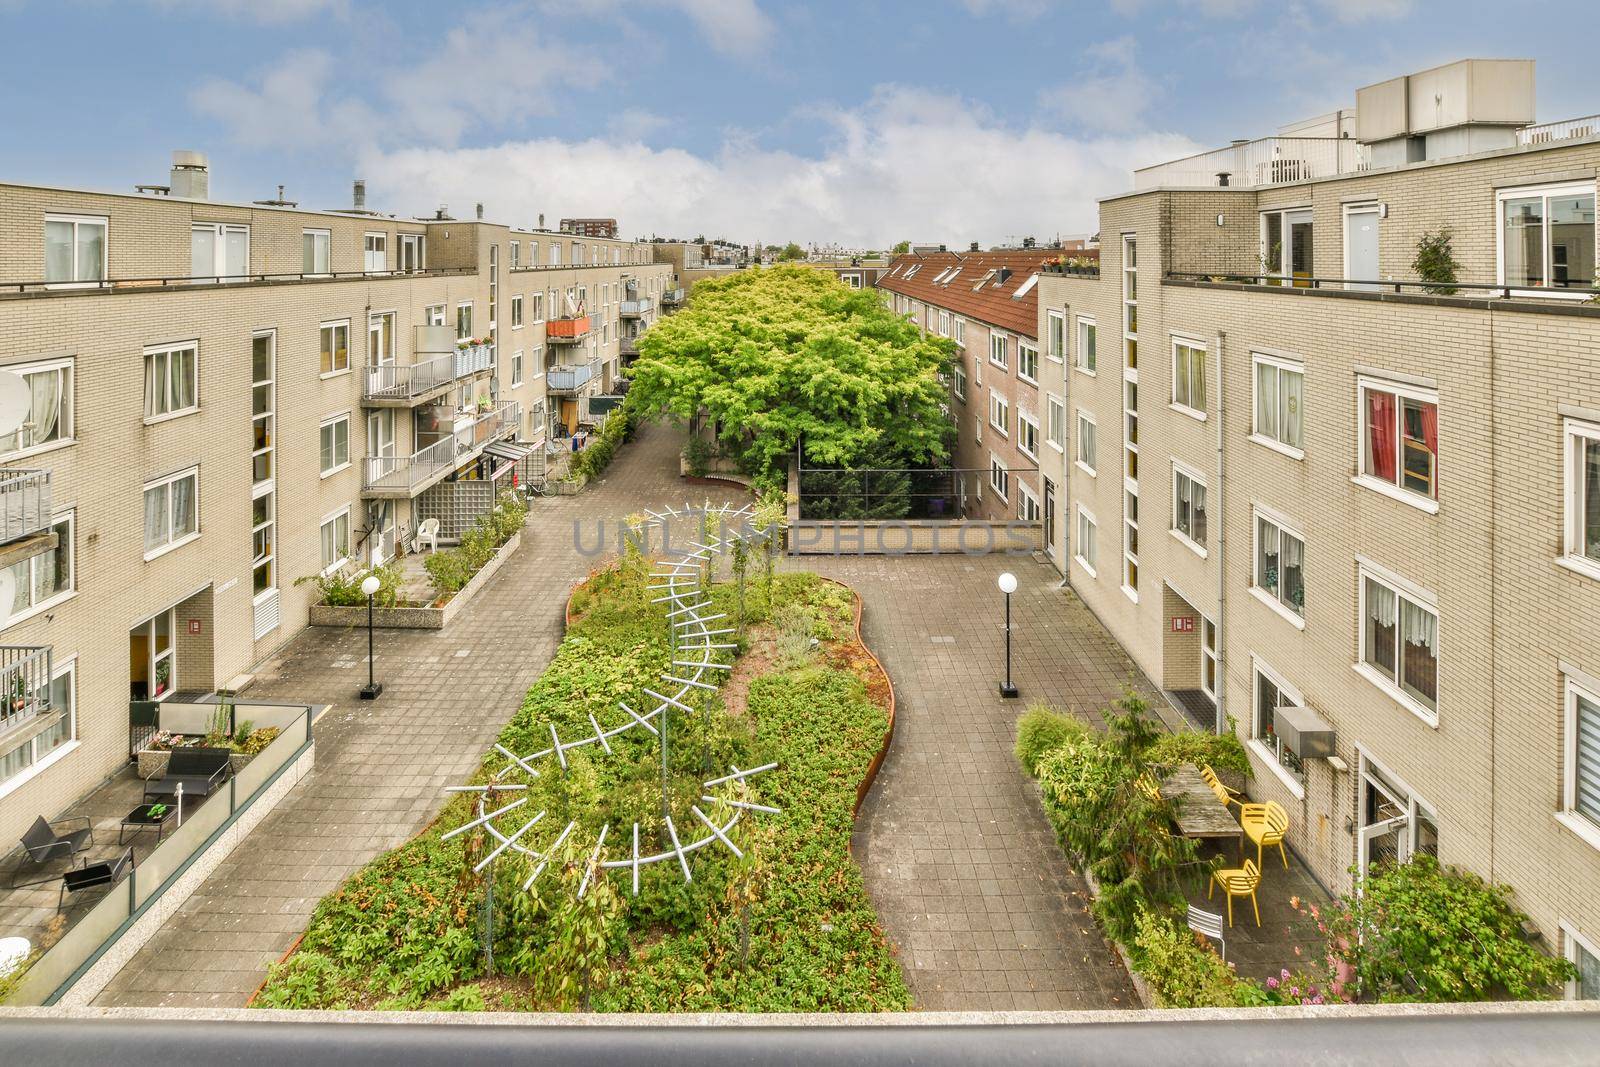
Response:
[153,660,171,698]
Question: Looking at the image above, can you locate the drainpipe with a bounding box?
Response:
[1057,302,1073,590]
[1213,329,1227,736]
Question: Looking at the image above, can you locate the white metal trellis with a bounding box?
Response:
[444,500,783,899]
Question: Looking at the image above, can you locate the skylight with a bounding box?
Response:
[942,268,962,286]
[1011,274,1040,299]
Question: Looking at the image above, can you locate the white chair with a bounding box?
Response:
[415,518,440,554]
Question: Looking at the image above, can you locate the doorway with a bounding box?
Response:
[1043,476,1057,560]
[129,608,176,702]
[369,500,396,565]
[1344,204,1381,291]
[1358,751,1439,876]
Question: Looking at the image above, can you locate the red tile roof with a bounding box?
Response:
[876,249,1098,339]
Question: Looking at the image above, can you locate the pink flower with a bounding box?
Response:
[1309,904,1321,921]
[1266,977,1279,990]
[1293,945,1302,957]
[1311,994,1325,1005]
[1290,895,1301,909]
[1280,968,1291,980]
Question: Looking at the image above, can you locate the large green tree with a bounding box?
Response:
[628,266,956,489]
[779,242,804,261]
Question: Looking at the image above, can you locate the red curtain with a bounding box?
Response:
[1367,390,1397,483]
[1420,401,1439,490]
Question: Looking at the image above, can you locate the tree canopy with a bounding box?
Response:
[627,266,956,489]
[778,242,804,261]
[891,240,911,255]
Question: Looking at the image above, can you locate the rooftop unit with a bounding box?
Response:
[1356,59,1535,167]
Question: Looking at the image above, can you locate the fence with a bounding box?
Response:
[796,466,1029,521]
[0,469,52,544]
[7,703,315,1006]
[1134,136,1370,190]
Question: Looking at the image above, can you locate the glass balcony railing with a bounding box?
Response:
[547,362,595,393]
[362,401,520,495]
[362,344,493,402]
[0,468,52,546]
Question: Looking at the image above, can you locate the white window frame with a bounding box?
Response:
[319,319,351,377]
[1,358,74,460]
[511,294,524,329]
[1170,462,1208,557]
[1560,921,1600,1001]
[1074,504,1098,577]
[1250,656,1307,797]
[319,413,351,478]
[1558,669,1600,853]
[1075,410,1097,476]
[1251,351,1306,458]
[1018,480,1040,524]
[1017,341,1040,385]
[1562,418,1600,581]
[456,302,474,340]
[1045,394,1065,453]
[1170,336,1208,420]
[1356,559,1440,726]
[1046,310,1065,363]
[1355,376,1440,513]
[142,341,199,422]
[989,330,1009,370]
[1018,411,1039,460]
[44,213,108,287]
[1251,505,1307,628]
[363,231,387,273]
[1496,181,1597,297]
[841,272,862,289]
[511,349,524,387]
[954,318,965,345]
[531,291,545,323]
[251,486,275,602]
[143,467,200,560]
[989,452,1009,502]
[190,222,249,282]
[399,233,426,273]
[0,509,75,631]
[953,364,967,403]
[989,392,1009,437]
[1122,486,1139,603]
[1075,316,1097,376]
[510,240,520,269]
[302,228,332,276]
[0,655,78,801]
[320,507,352,576]
[1201,615,1219,702]
[531,346,546,378]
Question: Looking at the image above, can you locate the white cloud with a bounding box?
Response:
[1319,0,1414,22]
[671,0,773,55]
[359,86,1199,247]
[190,49,378,151]
[1037,36,1159,133]
[607,108,671,143]
[149,0,350,22]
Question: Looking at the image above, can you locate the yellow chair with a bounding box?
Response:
[1208,858,1262,927]
[1239,801,1290,870]
[1136,771,1162,802]
[1201,765,1244,810]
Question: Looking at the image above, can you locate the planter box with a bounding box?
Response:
[308,532,521,631]
[136,746,239,781]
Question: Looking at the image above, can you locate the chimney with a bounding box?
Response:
[1022,236,1035,249]
[938,244,947,252]
[538,213,545,230]
[353,179,367,211]
[170,150,209,200]
[997,267,1013,285]
[969,241,979,252]
[475,202,484,220]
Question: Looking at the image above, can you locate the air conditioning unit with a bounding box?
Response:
[1275,705,1336,760]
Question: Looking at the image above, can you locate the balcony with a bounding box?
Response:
[546,362,596,394]
[620,298,652,318]
[620,336,640,358]
[0,468,55,568]
[361,401,520,498]
[546,314,592,344]
[0,265,475,301]
[661,287,685,306]
[1134,136,1370,190]
[0,644,54,747]
[361,344,493,406]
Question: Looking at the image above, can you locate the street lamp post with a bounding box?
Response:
[359,573,383,700]
[997,571,1019,699]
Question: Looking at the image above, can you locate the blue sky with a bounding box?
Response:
[1,0,1592,247]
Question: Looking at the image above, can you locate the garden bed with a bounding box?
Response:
[308,532,521,630]
[256,553,906,1013]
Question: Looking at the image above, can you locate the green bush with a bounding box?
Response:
[1014,704,1087,777]
[683,435,713,478]
[1412,229,1461,296]
[296,561,403,607]
[423,490,527,599]
[1130,908,1262,1008]
[1145,729,1251,780]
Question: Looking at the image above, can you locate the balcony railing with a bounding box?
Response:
[362,344,493,402]
[0,266,474,300]
[0,644,53,739]
[661,287,685,305]
[0,468,52,545]
[1134,136,1371,190]
[620,336,640,357]
[620,298,652,317]
[1517,114,1600,146]
[1165,270,1600,302]
[547,362,596,393]
[362,401,520,496]
[546,314,592,343]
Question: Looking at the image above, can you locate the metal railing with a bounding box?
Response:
[796,465,1039,522]
[1165,270,1600,301]
[362,344,493,401]
[620,336,640,357]
[1135,136,1371,190]
[0,468,52,544]
[620,298,653,317]
[661,287,685,304]
[0,644,52,737]
[0,266,474,299]
[546,313,593,342]
[547,362,596,392]
[362,401,520,494]
[1517,114,1600,146]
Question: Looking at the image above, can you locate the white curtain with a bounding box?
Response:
[145,351,165,415]
[1365,578,1397,626]
[144,485,167,549]
[1282,370,1304,449]
[1401,599,1436,652]
[28,369,59,448]
[172,476,195,538]
[170,349,195,410]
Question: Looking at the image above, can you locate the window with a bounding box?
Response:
[252,332,274,486]
[302,228,331,275]
[368,311,395,367]
[1201,617,1219,701]
[1499,183,1596,291]
[1261,208,1314,284]
[842,272,862,289]
[1565,925,1600,1001]
[1075,506,1098,576]
[511,349,524,387]
[319,415,350,476]
[953,364,967,402]
[1047,311,1065,362]
[531,346,546,377]
[363,232,387,272]
[320,509,351,574]
[989,454,1009,500]
[1012,274,1039,299]
[1076,317,1097,374]
[1360,566,1439,721]
[143,342,197,419]
[549,242,561,265]
[510,240,520,268]
[1123,487,1139,599]
[2,511,73,625]
[143,468,199,556]
[3,359,73,456]
[1018,342,1039,384]
[989,331,1008,369]
[44,214,106,284]
[1018,412,1039,459]
[530,292,545,321]
[938,310,950,337]
[424,304,445,327]
[398,233,426,273]
[1019,482,1040,524]
[1253,661,1306,787]
[1046,395,1065,451]
[954,318,965,345]
[1360,379,1438,504]
[319,320,350,375]
[1563,675,1600,842]
[1253,354,1305,454]
[251,489,274,596]
[990,393,1009,436]
[1171,339,1207,416]
[1564,419,1600,577]
[1253,510,1305,621]
[191,223,248,280]
[1076,411,1097,474]
[1122,236,1138,369]
[1171,465,1208,552]
[511,295,523,328]
[0,660,75,791]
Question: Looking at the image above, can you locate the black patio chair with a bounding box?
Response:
[58,847,134,913]
[11,815,94,889]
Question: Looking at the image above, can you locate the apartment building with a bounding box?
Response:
[1037,59,1600,995]
[0,154,671,848]
[880,248,1089,533]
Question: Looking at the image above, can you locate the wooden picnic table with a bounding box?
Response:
[1162,764,1243,845]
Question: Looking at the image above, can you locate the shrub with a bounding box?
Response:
[1015,704,1088,777]
[298,562,403,608]
[1145,728,1251,780]
[1412,229,1461,296]
[1131,909,1261,1008]
[423,490,527,599]
[684,435,713,477]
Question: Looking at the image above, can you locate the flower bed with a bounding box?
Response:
[256,553,905,1012]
